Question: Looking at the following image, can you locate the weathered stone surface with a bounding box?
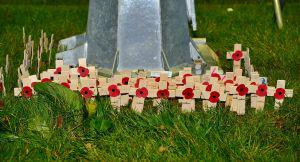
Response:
[56,0,206,74]
[86,0,118,69]
[161,0,192,68]
[117,0,163,71]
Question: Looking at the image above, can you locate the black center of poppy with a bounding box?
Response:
[82,69,85,73]
[279,92,282,95]
[25,90,29,93]
[125,81,128,84]
[85,91,88,94]
[236,54,239,57]
[140,91,143,94]
[240,88,244,92]
[112,89,115,92]
[260,88,264,92]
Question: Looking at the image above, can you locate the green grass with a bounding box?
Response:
[0,1,299,161]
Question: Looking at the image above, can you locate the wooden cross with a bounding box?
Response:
[78,58,87,67]
[55,60,64,69]
[131,97,145,113]
[226,44,248,71]
[270,80,293,109]
[236,76,249,115]
[248,72,260,109]
[178,99,195,113]
[98,84,109,96]
[111,96,126,112]
[201,82,226,111]
[110,96,121,110]
[224,72,235,107]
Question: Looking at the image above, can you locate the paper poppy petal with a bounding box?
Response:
[61,82,70,89]
[157,89,170,99]
[236,84,248,96]
[206,84,212,92]
[182,74,192,84]
[108,85,120,97]
[211,73,221,81]
[136,87,148,98]
[155,77,160,82]
[224,80,234,86]
[274,88,285,100]
[182,88,194,99]
[77,66,89,77]
[122,77,129,85]
[232,50,243,61]
[22,86,33,98]
[202,82,209,85]
[80,87,93,98]
[54,67,62,74]
[209,91,220,103]
[256,84,267,97]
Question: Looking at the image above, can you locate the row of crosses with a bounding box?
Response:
[14,44,293,115]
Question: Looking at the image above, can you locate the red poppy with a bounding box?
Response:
[122,77,129,85]
[209,91,220,103]
[232,50,243,61]
[134,78,142,88]
[182,74,192,84]
[54,67,62,74]
[211,73,221,81]
[80,87,93,99]
[250,82,257,85]
[31,82,38,88]
[77,66,89,77]
[136,87,148,98]
[108,85,120,97]
[157,89,170,99]
[233,76,237,81]
[224,80,234,86]
[236,84,248,96]
[202,81,209,85]
[274,88,285,100]
[182,88,194,99]
[155,77,160,82]
[41,78,52,83]
[0,82,3,92]
[256,84,267,97]
[61,82,70,89]
[206,84,212,92]
[22,86,33,98]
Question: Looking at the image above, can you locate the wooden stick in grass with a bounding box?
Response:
[31,41,35,66]
[37,46,41,77]
[27,35,32,58]
[39,37,43,55]
[5,55,9,75]
[23,49,27,68]
[0,68,6,96]
[49,34,54,66]
[23,27,26,48]
[44,32,49,53]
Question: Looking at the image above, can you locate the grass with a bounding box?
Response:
[0,1,299,161]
